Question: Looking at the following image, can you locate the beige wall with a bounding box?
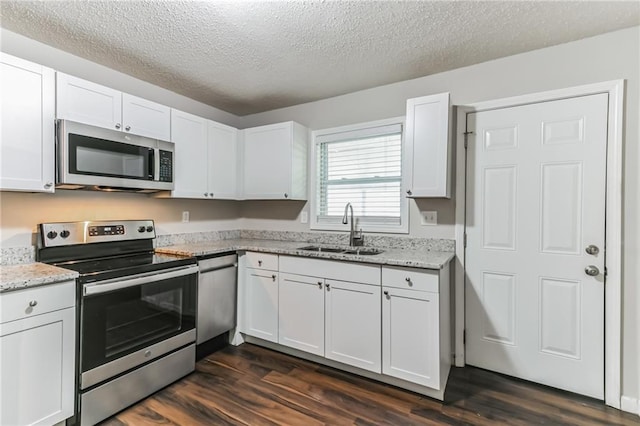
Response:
[240,27,640,403]
[1,25,638,404]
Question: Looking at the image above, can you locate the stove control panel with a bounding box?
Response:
[38,220,156,248]
[89,225,125,236]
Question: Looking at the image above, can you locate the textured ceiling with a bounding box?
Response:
[1,1,638,116]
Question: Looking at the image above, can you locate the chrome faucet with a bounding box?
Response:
[342,202,364,246]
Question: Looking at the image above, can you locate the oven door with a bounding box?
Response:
[80,264,197,389]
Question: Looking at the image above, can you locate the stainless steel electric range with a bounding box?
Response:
[37,220,197,426]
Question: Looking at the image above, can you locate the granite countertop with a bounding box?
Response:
[156,238,454,270]
[0,263,79,293]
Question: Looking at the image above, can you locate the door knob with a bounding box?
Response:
[585,265,600,277]
[585,245,599,255]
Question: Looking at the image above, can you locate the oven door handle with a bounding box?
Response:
[83,264,198,296]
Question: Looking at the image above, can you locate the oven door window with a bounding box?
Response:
[69,133,154,180]
[81,273,196,373]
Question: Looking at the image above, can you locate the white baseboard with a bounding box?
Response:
[621,396,639,416]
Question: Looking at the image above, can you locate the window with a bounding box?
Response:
[311,117,408,233]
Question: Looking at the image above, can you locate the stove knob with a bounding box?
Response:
[60,230,70,238]
[46,230,58,239]
[138,226,146,233]
[146,226,154,233]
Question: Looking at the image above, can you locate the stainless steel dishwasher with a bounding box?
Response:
[197,253,238,353]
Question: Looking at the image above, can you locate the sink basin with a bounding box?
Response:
[297,246,346,253]
[297,246,384,256]
[341,248,384,256]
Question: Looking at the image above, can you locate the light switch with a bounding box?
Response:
[300,211,308,224]
[421,211,437,226]
[182,211,190,223]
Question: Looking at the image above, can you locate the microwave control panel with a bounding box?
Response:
[159,150,173,182]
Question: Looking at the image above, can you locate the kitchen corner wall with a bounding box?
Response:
[239,27,640,406]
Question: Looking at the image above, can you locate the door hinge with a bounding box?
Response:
[463,131,473,149]
[463,233,467,248]
[604,266,608,278]
[463,329,466,345]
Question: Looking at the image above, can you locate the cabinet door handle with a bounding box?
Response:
[318,281,323,289]
[28,300,38,307]
[209,193,214,197]
[405,277,412,286]
[44,182,53,189]
[271,274,277,281]
[406,189,412,196]
[258,260,262,266]
[115,123,121,129]
[204,193,208,197]
[383,291,390,299]
[284,193,288,198]
[326,283,330,291]
[125,125,131,131]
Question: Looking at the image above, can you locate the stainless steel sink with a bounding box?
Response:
[297,246,346,253]
[341,248,384,256]
[297,246,384,256]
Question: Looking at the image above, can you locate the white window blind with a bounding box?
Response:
[315,123,404,228]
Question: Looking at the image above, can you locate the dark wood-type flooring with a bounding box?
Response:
[102,343,639,425]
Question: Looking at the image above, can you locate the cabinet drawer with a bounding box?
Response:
[0,281,75,324]
[245,252,278,271]
[382,266,439,293]
[280,256,380,285]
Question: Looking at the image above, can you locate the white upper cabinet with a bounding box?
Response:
[208,120,238,199]
[241,121,308,200]
[0,53,55,193]
[170,109,209,198]
[121,93,171,140]
[404,92,451,198]
[169,109,239,200]
[56,73,170,140]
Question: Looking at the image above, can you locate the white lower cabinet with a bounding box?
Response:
[244,268,279,343]
[382,286,439,388]
[0,281,76,426]
[239,253,451,397]
[325,279,381,373]
[278,273,325,356]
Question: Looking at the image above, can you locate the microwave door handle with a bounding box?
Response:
[149,148,155,180]
[83,265,198,296]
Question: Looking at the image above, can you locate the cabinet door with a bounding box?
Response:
[382,287,440,388]
[0,307,75,426]
[122,93,171,140]
[208,120,238,199]
[278,273,325,356]
[325,279,381,373]
[245,270,279,343]
[0,54,55,192]
[242,122,292,199]
[404,92,450,198]
[170,109,209,198]
[56,72,122,130]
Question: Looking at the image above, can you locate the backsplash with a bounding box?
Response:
[1,229,454,266]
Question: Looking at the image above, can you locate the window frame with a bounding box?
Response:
[309,116,409,234]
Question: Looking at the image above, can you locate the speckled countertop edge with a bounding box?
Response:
[0,263,79,293]
[156,239,454,270]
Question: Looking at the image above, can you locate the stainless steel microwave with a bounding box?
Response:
[56,119,174,192]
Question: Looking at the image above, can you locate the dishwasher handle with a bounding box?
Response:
[199,263,237,274]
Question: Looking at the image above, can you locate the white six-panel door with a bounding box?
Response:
[465,93,608,399]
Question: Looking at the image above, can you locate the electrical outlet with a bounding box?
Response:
[300,211,308,224]
[182,211,190,223]
[421,211,437,225]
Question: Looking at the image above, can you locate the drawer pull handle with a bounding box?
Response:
[405,277,412,286]
[28,300,38,307]
[258,260,262,266]
[144,350,152,357]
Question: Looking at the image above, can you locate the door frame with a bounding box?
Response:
[453,80,624,408]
